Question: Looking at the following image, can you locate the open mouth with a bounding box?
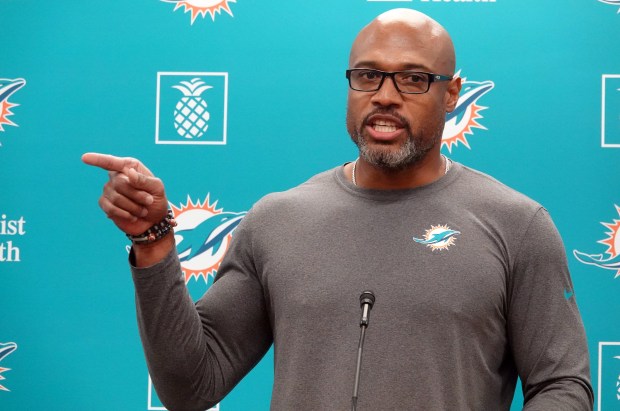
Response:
[372,119,399,133]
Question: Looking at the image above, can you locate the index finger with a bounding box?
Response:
[82,153,138,172]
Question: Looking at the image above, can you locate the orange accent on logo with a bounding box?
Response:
[441,103,488,153]
[423,224,458,251]
[0,101,18,132]
[167,0,236,24]
[598,204,620,257]
[0,366,11,391]
[170,195,227,282]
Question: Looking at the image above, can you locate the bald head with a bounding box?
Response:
[350,9,456,75]
[375,8,444,32]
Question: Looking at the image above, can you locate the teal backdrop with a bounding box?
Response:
[1,1,620,410]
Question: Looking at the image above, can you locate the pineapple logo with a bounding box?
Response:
[173,78,212,139]
[156,72,228,145]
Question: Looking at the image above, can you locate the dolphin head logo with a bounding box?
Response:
[0,78,26,104]
[442,73,495,152]
[0,342,17,362]
[176,211,246,262]
[446,79,495,123]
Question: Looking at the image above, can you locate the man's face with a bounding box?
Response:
[346,22,456,170]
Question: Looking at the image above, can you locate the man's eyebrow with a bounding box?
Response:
[350,61,434,72]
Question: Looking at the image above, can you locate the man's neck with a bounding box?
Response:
[349,153,446,190]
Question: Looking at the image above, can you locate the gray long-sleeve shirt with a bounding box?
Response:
[131,162,593,410]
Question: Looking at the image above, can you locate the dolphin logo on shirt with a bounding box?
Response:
[413,225,460,251]
[413,229,460,245]
[176,212,245,262]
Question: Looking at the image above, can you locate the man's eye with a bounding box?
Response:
[359,71,380,80]
[405,74,424,83]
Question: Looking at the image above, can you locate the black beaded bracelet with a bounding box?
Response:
[126,210,177,245]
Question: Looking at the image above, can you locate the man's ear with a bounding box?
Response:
[445,76,462,113]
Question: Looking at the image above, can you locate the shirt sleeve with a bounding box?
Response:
[507,207,594,410]
[130,210,273,411]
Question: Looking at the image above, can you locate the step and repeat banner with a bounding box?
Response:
[1,1,619,410]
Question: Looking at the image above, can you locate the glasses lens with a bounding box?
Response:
[350,70,383,91]
[394,72,430,94]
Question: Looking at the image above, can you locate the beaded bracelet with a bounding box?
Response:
[126,210,177,245]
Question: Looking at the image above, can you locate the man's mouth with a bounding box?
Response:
[372,119,399,133]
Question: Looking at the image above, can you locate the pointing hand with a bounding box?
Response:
[82,153,169,236]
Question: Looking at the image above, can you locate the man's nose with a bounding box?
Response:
[370,75,403,107]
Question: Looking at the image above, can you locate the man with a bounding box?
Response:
[83,8,593,410]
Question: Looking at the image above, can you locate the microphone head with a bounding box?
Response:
[359,291,375,308]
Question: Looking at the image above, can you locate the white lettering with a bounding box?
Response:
[0,241,20,262]
[0,214,26,235]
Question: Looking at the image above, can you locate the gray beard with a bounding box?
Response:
[351,127,436,171]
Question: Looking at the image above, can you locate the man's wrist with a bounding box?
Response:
[127,210,176,245]
[132,231,176,268]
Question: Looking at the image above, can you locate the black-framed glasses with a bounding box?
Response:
[346,68,453,94]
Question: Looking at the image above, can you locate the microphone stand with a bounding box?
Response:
[351,321,368,411]
[352,291,374,411]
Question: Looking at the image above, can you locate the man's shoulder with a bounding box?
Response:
[454,163,543,213]
[250,167,341,214]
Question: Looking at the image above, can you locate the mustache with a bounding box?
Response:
[362,109,411,130]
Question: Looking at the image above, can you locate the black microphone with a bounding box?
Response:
[352,291,375,411]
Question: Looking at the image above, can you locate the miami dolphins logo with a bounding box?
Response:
[413,224,460,251]
[442,71,494,152]
[599,0,620,13]
[0,78,26,145]
[171,195,246,281]
[162,0,236,24]
[574,204,620,279]
[0,342,17,391]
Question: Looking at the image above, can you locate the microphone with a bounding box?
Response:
[352,291,375,411]
[359,291,375,326]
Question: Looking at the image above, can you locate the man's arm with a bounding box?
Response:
[131,223,272,409]
[507,208,594,410]
[83,153,273,410]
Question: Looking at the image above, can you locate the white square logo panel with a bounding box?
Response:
[156,72,228,145]
[602,75,620,148]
